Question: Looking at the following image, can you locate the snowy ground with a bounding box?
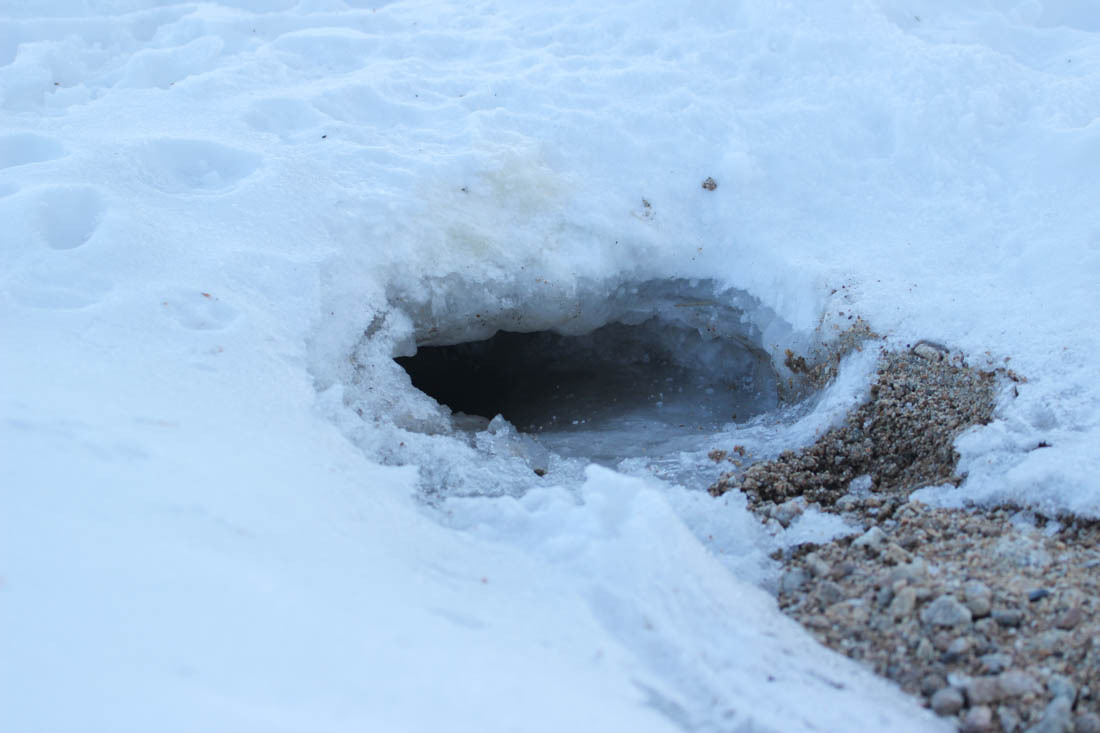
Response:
[2,1,1099,731]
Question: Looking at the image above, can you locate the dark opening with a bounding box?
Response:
[395,318,779,443]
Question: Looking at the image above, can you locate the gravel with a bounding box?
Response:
[708,344,1099,731]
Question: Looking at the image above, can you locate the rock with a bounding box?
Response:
[961,705,994,733]
[997,669,1042,699]
[979,653,1012,675]
[773,499,803,528]
[825,599,870,626]
[804,553,831,578]
[930,686,964,716]
[943,636,972,663]
[967,676,1001,705]
[1027,696,1073,733]
[1028,588,1052,602]
[916,637,935,661]
[964,580,993,618]
[998,706,1022,733]
[1054,606,1083,630]
[882,542,911,564]
[818,580,846,605]
[1047,674,1076,703]
[853,526,887,552]
[921,594,973,627]
[1027,629,1068,656]
[920,673,947,697]
[993,607,1025,627]
[779,568,808,594]
[887,587,917,620]
[1075,712,1100,733]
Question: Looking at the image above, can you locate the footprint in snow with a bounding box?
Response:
[0,133,68,170]
[136,139,262,195]
[31,185,106,250]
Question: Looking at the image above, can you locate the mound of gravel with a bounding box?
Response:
[708,343,1098,731]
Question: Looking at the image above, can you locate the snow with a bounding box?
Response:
[2,0,1099,730]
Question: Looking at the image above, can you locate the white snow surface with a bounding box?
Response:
[3,0,1099,730]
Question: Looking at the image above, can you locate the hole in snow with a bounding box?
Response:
[391,279,789,469]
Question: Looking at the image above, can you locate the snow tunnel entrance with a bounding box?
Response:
[395,311,782,466]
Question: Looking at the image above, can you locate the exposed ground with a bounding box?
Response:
[709,345,1099,732]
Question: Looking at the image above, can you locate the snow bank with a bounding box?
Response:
[3,0,1099,730]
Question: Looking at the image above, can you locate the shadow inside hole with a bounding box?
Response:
[396,317,779,461]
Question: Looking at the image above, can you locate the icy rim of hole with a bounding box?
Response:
[332,276,831,499]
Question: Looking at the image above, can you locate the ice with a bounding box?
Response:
[3,0,1099,730]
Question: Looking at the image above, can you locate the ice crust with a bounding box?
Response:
[2,0,1099,731]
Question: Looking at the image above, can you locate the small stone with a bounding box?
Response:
[853,526,887,552]
[888,587,917,620]
[882,542,911,565]
[916,637,935,661]
[998,706,1022,733]
[1027,629,1068,656]
[930,686,964,716]
[997,669,1042,699]
[701,176,718,191]
[964,581,993,618]
[979,653,1012,675]
[921,594,973,627]
[779,568,808,594]
[1029,588,1052,602]
[967,676,1001,705]
[825,600,871,627]
[961,705,994,733]
[943,636,972,663]
[818,580,846,605]
[1028,696,1074,733]
[773,499,803,528]
[835,495,859,512]
[993,607,1025,627]
[875,584,895,609]
[1047,674,1077,703]
[1075,712,1100,733]
[804,553,831,578]
[920,673,947,697]
[1055,606,1083,630]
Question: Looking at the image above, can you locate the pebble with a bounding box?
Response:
[979,653,1013,674]
[920,673,947,697]
[930,686,964,716]
[853,526,887,552]
[1054,606,1083,630]
[998,705,1022,733]
[1046,674,1076,703]
[887,586,916,620]
[943,636,971,663]
[961,705,994,733]
[967,676,1001,705]
[1075,713,1100,733]
[804,553,830,578]
[773,499,803,528]
[993,607,1025,627]
[1027,696,1073,733]
[964,580,993,618]
[1029,588,1052,602]
[997,669,1042,698]
[818,580,846,605]
[921,594,973,627]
